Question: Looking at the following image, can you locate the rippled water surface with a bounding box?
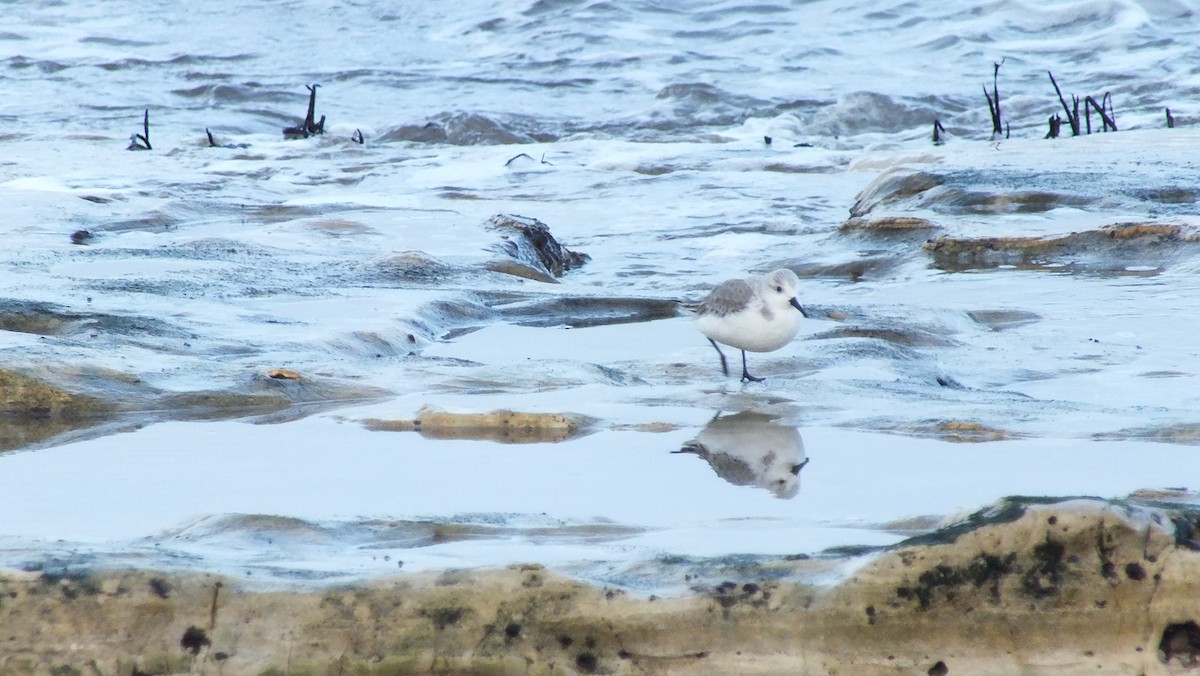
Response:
[1,0,1199,589]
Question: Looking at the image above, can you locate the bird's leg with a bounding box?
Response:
[740,350,764,382]
[707,338,729,377]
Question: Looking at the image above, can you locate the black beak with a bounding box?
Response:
[789,297,810,318]
[790,458,810,475]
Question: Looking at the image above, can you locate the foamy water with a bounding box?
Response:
[1,0,1198,589]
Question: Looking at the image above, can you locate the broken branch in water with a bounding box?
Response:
[126,109,151,150]
[1045,114,1062,139]
[984,60,1005,137]
[1166,107,1175,128]
[932,119,947,145]
[352,128,364,144]
[205,128,218,147]
[1102,92,1117,131]
[1082,94,1117,133]
[283,84,325,139]
[503,152,552,167]
[1047,71,1081,136]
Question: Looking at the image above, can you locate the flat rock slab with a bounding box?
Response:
[3,497,1197,675]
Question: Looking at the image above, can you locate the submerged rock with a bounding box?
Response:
[924,222,1199,271]
[849,169,942,217]
[364,405,596,443]
[485,214,590,282]
[0,366,388,451]
[3,496,1197,674]
[0,368,113,420]
[0,368,116,451]
[840,216,940,235]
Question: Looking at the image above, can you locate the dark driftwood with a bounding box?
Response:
[283,84,325,139]
[1047,71,1081,136]
[932,119,947,145]
[984,60,1004,137]
[205,128,218,147]
[1167,108,1175,128]
[1045,114,1062,139]
[1082,94,1117,133]
[127,109,151,151]
[504,152,552,167]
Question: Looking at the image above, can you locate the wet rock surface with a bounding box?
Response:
[3,497,1197,675]
[485,213,591,282]
[924,222,1199,272]
[0,367,388,452]
[364,405,597,443]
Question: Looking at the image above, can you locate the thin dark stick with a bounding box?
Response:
[1167,108,1175,128]
[1048,71,1080,136]
[984,85,999,135]
[134,109,152,150]
[205,128,218,147]
[1085,95,1118,132]
[303,84,319,134]
[932,119,947,145]
[984,60,1004,136]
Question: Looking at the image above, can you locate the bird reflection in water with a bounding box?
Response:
[675,411,809,499]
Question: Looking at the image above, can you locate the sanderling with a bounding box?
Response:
[694,268,810,382]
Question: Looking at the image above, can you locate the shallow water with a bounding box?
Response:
[1,0,1199,590]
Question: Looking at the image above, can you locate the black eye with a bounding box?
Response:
[775,285,783,293]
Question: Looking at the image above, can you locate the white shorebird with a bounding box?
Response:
[694,268,810,382]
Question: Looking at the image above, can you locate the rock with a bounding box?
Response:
[0,368,113,420]
[364,405,596,443]
[840,216,940,234]
[924,222,1199,271]
[486,214,590,281]
[2,497,1196,674]
[0,368,118,451]
[849,169,942,217]
[0,366,390,451]
[911,420,1013,442]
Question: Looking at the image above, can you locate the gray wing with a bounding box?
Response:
[697,279,755,317]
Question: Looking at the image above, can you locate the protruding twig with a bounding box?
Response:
[984,60,1005,137]
[283,84,325,139]
[1045,114,1062,139]
[127,109,152,150]
[1166,108,1175,128]
[304,84,320,133]
[932,119,947,145]
[1048,71,1080,136]
[505,152,533,167]
[504,152,554,167]
[205,128,218,147]
[1084,95,1118,132]
[352,128,364,144]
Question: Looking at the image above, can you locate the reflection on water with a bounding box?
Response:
[675,411,808,499]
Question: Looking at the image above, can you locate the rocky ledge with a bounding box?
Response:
[2,495,1198,675]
